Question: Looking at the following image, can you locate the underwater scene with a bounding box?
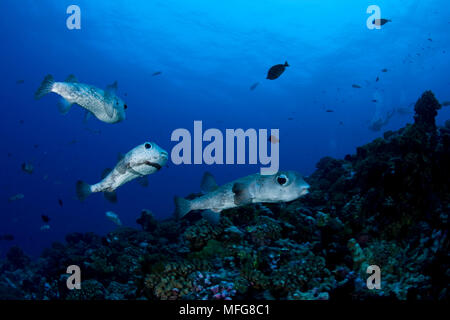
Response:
[0,0,449,302]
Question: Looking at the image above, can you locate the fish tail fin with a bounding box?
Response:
[35,74,55,100]
[174,196,191,219]
[76,180,92,201]
[104,191,118,203]
[284,61,289,67]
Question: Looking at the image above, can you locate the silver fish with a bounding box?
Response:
[76,142,168,203]
[175,171,310,222]
[105,211,122,226]
[35,74,127,124]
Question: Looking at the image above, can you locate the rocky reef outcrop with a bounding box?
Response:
[0,91,448,300]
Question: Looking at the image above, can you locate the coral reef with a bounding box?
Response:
[0,91,448,300]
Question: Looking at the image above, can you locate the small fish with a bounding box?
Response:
[105,211,122,226]
[85,127,102,135]
[428,38,433,42]
[41,215,50,223]
[352,84,362,89]
[152,71,162,76]
[68,139,78,145]
[35,74,127,124]
[372,18,391,26]
[174,171,310,223]
[288,117,294,121]
[266,61,289,80]
[376,76,379,82]
[9,194,24,202]
[396,107,413,115]
[372,99,378,103]
[268,135,280,144]
[250,82,260,91]
[16,80,25,84]
[339,121,344,126]
[76,142,168,203]
[442,101,450,106]
[58,198,63,207]
[325,109,334,113]
[21,162,34,174]
[40,225,50,231]
[0,234,14,241]
[381,68,388,73]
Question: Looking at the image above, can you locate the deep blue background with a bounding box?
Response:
[0,0,449,257]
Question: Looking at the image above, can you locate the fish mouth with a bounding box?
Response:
[144,161,162,170]
[300,185,310,196]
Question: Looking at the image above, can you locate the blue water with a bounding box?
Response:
[1,0,449,257]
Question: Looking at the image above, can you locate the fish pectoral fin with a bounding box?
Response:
[200,172,218,193]
[136,176,149,188]
[65,74,78,83]
[101,168,113,179]
[57,98,73,115]
[102,102,115,118]
[116,159,129,174]
[232,183,253,206]
[83,110,92,124]
[201,210,221,225]
[103,191,117,203]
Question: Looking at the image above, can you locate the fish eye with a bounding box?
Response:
[145,143,152,149]
[124,104,128,110]
[277,174,288,186]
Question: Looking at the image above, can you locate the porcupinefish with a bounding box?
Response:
[35,74,127,124]
[76,142,168,203]
[175,171,310,224]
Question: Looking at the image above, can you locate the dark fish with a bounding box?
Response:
[372,18,391,26]
[442,101,450,107]
[16,80,24,84]
[325,109,334,113]
[428,38,432,42]
[0,234,14,241]
[34,144,39,149]
[376,76,379,82]
[152,71,162,76]
[288,117,294,120]
[339,121,344,125]
[41,215,50,223]
[381,68,388,73]
[267,61,289,80]
[372,99,378,103]
[21,162,34,174]
[352,84,362,89]
[58,198,63,207]
[250,82,260,91]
